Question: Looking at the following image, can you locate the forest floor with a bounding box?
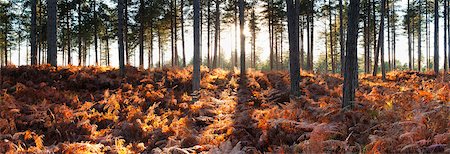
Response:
[0,65,449,153]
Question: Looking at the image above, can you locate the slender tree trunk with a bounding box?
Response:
[373,0,386,80]
[3,22,7,66]
[343,0,360,109]
[239,0,245,86]
[372,0,377,74]
[193,0,201,91]
[339,0,344,75]
[93,0,98,66]
[47,0,57,66]
[149,21,153,68]
[380,0,386,80]
[212,0,220,68]
[306,2,311,71]
[118,0,125,76]
[419,0,423,72]
[234,1,238,68]
[31,0,37,65]
[138,1,146,68]
[67,6,71,65]
[300,16,304,69]
[124,0,129,65]
[310,4,314,71]
[392,1,396,70]
[78,1,82,66]
[325,26,328,73]
[444,0,448,72]
[158,28,163,67]
[106,33,110,66]
[444,0,450,72]
[364,0,369,74]
[139,0,145,69]
[286,0,300,97]
[329,0,335,74]
[270,0,274,70]
[174,0,178,66]
[275,30,279,70]
[207,0,211,68]
[434,0,439,74]
[387,0,391,71]
[407,0,412,70]
[181,0,186,67]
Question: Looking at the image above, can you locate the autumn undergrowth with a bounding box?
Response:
[0,65,449,153]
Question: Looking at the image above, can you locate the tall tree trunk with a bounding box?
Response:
[3,22,7,66]
[67,4,71,65]
[434,0,439,74]
[387,0,391,71]
[306,1,311,71]
[310,4,314,71]
[234,1,238,68]
[444,0,448,72]
[444,1,450,71]
[149,21,153,68]
[407,0,412,70]
[106,32,110,66]
[269,0,274,70]
[47,0,57,66]
[207,0,211,68]
[325,26,328,73]
[372,0,377,74]
[124,0,129,65]
[31,0,37,65]
[364,0,369,74]
[174,0,178,66]
[78,1,82,66]
[193,0,201,91]
[419,0,423,72]
[181,0,186,67]
[275,30,279,70]
[373,0,386,81]
[139,0,145,69]
[94,0,98,66]
[329,0,335,74]
[239,0,245,86]
[286,0,300,97]
[300,16,304,69]
[343,0,360,109]
[339,0,344,75]
[118,0,125,76]
[213,0,220,68]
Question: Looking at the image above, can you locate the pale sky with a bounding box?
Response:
[7,0,450,70]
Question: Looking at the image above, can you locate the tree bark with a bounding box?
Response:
[373,0,386,80]
[286,0,300,97]
[47,0,57,66]
[139,0,145,68]
[329,0,335,74]
[181,0,186,67]
[419,0,423,72]
[193,0,201,91]
[343,0,360,109]
[31,0,37,65]
[78,1,82,66]
[339,0,345,75]
[407,0,412,70]
[118,0,125,76]
[434,0,439,74]
[239,0,245,86]
[213,0,220,68]
[94,0,98,66]
[207,0,211,68]
[124,0,129,65]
